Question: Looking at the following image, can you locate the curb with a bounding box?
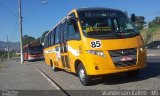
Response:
[34,66,60,90]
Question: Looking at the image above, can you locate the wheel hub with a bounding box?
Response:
[79,68,85,81]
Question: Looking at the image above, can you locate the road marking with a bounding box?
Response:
[34,66,60,90]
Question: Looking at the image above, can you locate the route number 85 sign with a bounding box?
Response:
[90,40,102,48]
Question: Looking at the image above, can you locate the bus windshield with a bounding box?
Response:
[78,10,139,39]
[28,45,43,55]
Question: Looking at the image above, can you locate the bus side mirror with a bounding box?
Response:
[131,13,136,22]
[67,15,75,25]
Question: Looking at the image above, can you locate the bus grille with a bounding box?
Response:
[114,59,137,67]
[109,48,137,67]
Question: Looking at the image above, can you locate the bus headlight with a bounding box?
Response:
[86,50,105,58]
[140,46,145,51]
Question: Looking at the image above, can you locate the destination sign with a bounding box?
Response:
[85,27,112,33]
[84,11,117,18]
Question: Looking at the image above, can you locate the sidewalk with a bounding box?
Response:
[0,60,56,90]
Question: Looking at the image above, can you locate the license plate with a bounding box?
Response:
[121,56,132,61]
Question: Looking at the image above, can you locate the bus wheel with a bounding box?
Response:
[126,70,139,77]
[78,63,91,86]
[50,60,57,72]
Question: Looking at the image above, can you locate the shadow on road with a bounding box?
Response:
[25,59,160,86]
[90,62,160,85]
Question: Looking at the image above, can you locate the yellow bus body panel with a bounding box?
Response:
[44,9,146,76]
[44,35,146,75]
[80,35,146,75]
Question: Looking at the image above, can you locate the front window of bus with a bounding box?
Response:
[28,45,43,55]
[78,10,139,39]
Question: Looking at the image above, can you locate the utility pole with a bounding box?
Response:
[7,35,9,60]
[158,10,160,24]
[18,0,23,64]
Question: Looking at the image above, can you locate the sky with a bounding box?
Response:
[0,0,160,42]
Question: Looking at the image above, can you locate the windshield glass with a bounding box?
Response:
[78,10,139,39]
[28,45,43,55]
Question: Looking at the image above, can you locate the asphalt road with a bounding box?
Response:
[0,56,160,96]
[33,56,160,90]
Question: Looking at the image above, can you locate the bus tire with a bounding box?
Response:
[77,63,91,86]
[126,70,139,77]
[50,60,57,72]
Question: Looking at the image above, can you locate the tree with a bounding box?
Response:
[135,16,146,30]
[41,30,49,43]
[149,16,160,27]
[0,50,7,60]
[30,38,41,44]
[36,37,42,43]
[23,35,35,46]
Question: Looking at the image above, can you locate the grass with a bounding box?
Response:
[0,59,6,69]
[140,24,160,44]
[0,61,3,68]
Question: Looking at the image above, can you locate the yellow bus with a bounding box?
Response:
[44,8,146,86]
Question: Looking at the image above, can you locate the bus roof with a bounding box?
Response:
[23,43,42,48]
[77,7,121,12]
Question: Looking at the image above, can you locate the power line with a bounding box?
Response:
[144,11,159,17]
[10,17,19,42]
[23,0,48,18]
[23,6,40,18]
[12,17,19,34]
[0,1,17,17]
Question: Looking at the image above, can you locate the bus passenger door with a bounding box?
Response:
[60,21,70,71]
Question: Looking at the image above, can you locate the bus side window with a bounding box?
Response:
[47,34,49,47]
[44,36,48,48]
[50,32,52,46]
[60,23,64,43]
[68,24,80,40]
[68,13,80,40]
[63,21,68,42]
[51,30,55,46]
[44,35,48,48]
[55,25,61,44]
[48,33,51,47]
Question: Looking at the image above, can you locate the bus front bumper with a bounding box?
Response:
[28,56,44,61]
[86,50,147,76]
